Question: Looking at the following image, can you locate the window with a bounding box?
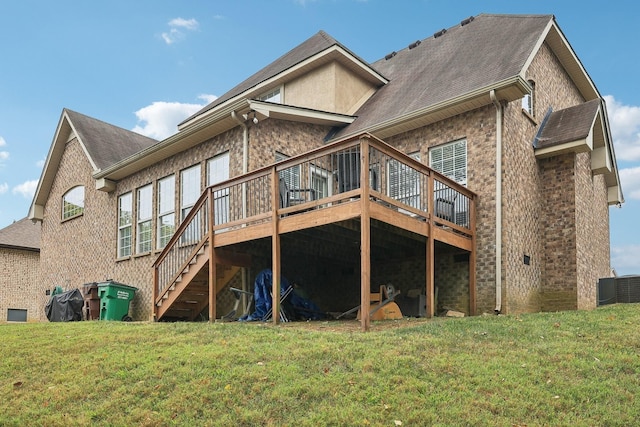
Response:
[258,87,281,103]
[388,152,421,209]
[180,164,201,243]
[429,139,468,225]
[207,152,230,225]
[118,192,133,257]
[7,308,27,322]
[62,186,84,220]
[310,164,333,199]
[522,80,535,116]
[429,139,467,186]
[157,175,175,249]
[276,151,301,189]
[136,184,152,254]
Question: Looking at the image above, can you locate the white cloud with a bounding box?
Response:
[36,159,45,168]
[0,151,8,161]
[611,244,640,273]
[604,95,640,162]
[0,183,8,194]
[12,180,38,199]
[132,94,217,140]
[161,17,199,45]
[619,167,640,200]
[0,136,6,146]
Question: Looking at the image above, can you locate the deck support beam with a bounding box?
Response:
[208,187,217,322]
[426,172,435,318]
[360,138,371,331]
[271,168,281,325]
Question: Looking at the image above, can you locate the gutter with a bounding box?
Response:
[490,89,503,314]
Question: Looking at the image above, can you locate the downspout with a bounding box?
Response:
[490,89,503,314]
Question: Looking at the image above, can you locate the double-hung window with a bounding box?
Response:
[388,152,421,210]
[207,152,230,225]
[157,175,175,249]
[118,192,133,258]
[276,152,301,205]
[310,164,333,200]
[429,139,467,186]
[136,184,153,254]
[429,139,468,225]
[180,164,201,244]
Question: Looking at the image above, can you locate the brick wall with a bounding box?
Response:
[385,106,497,314]
[0,248,42,321]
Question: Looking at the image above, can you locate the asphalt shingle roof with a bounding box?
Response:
[0,217,40,251]
[65,109,158,171]
[339,14,553,136]
[535,99,602,148]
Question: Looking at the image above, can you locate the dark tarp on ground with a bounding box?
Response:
[45,288,84,322]
[239,269,324,321]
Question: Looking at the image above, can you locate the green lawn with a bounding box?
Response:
[1,304,639,426]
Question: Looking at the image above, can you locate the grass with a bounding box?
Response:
[1,304,639,426]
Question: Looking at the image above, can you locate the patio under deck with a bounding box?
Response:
[153,133,477,331]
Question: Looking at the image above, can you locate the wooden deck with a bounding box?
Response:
[153,133,476,330]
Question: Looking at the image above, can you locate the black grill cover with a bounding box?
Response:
[45,289,84,322]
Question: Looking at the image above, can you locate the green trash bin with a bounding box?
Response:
[97,281,137,321]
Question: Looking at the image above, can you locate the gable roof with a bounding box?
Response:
[0,218,40,251]
[178,30,387,129]
[65,109,158,171]
[29,109,158,221]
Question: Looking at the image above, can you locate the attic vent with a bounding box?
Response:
[460,16,475,26]
[408,40,421,49]
[433,28,447,38]
[384,51,397,60]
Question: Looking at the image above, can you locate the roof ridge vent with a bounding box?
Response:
[408,40,421,49]
[384,51,397,60]
[433,28,447,38]
[460,16,475,26]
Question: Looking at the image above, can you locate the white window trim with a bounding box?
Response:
[62,186,85,220]
[207,152,230,225]
[136,184,153,254]
[157,175,175,250]
[117,192,133,258]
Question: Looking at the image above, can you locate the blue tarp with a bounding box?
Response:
[239,269,324,321]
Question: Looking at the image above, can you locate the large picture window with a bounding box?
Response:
[136,184,152,254]
[117,192,132,258]
[207,152,230,225]
[62,186,84,220]
[157,175,175,249]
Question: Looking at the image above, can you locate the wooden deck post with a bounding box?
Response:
[208,187,217,322]
[271,168,281,324]
[426,172,435,318]
[469,194,477,315]
[360,138,371,331]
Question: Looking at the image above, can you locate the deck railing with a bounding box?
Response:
[152,133,476,311]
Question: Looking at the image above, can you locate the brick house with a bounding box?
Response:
[28,14,622,329]
[0,218,41,321]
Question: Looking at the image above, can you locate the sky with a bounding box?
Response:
[0,0,638,275]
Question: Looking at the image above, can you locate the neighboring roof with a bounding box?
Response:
[64,109,158,171]
[337,14,554,138]
[29,109,158,221]
[0,218,40,251]
[535,99,602,148]
[179,30,386,129]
